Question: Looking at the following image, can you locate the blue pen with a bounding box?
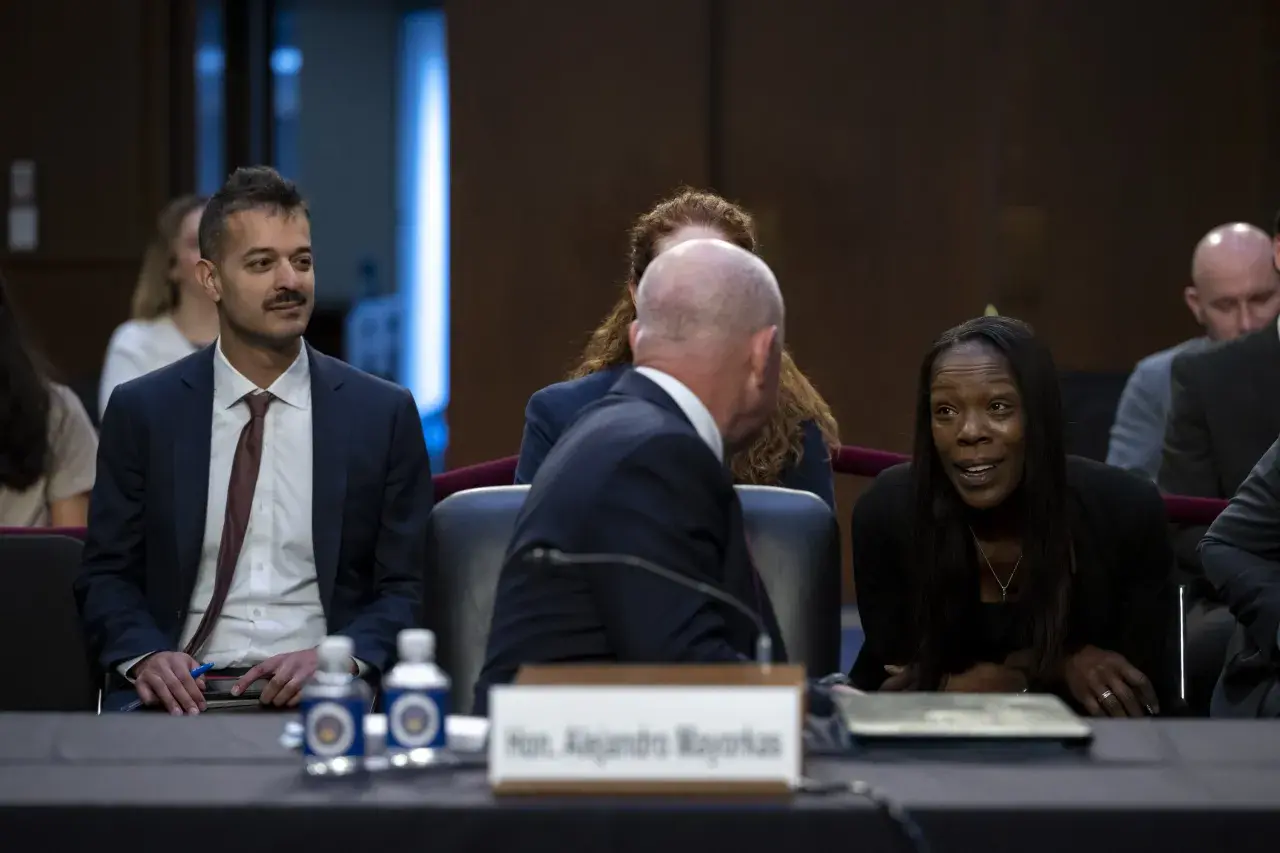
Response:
[121,662,216,712]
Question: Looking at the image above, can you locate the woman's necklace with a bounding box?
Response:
[969,528,1022,602]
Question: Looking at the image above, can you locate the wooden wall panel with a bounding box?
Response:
[717,0,1005,458]
[447,0,712,466]
[0,0,189,378]
[993,0,1280,369]
[715,0,1279,453]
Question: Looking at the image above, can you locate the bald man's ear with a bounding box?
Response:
[1184,285,1204,326]
[748,325,778,384]
[628,319,640,354]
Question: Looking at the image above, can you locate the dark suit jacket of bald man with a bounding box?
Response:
[474,369,788,716]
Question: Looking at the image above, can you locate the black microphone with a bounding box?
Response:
[525,547,774,666]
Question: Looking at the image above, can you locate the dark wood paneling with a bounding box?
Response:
[447,0,712,466]
[0,0,194,377]
[718,1,1004,457]
[995,0,1280,369]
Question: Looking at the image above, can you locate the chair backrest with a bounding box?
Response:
[736,486,841,676]
[425,484,842,714]
[425,486,527,715]
[0,534,97,710]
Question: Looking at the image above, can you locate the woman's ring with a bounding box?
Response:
[1099,689,1115,702]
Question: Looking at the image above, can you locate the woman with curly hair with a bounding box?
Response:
[515,189,839,507]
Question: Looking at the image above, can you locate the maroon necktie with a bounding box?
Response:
[184,391,273,657]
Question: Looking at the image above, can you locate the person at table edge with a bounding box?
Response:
[515,188,839,509]
[1200,435,1280,717]
[850,315,1176,716]
[75,167,431,714]
[475,239,844,716]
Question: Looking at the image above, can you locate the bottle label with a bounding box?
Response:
[301,696,367,758]
[385,687,449,749]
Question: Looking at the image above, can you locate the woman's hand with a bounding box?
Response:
[880,665,917,691]
[1063,645,1158,717]
[881,663,1026,693]
[941,662,1028,693]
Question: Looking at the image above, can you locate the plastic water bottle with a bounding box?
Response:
[301,635,371,776]
[383,629,451,767]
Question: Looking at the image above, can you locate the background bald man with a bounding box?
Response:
[1107,223,1280,479]
[473,239,816,714]
[1159,218,1280,715]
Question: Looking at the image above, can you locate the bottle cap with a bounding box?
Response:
[317,635,355,672]
[397,629,435,662]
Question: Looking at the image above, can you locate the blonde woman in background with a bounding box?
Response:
[98,195,214,416]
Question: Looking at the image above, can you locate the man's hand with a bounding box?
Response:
[233,649,320,707]
[132,652,207,715]
[941,662,1028,693]
[1063,645,1158,717]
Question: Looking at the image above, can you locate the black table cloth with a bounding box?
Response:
[0,714,1278,853]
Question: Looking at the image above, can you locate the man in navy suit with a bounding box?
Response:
[77,167,431,713]
[474,239,794,714]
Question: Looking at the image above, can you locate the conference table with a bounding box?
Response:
[0,715,1277,853]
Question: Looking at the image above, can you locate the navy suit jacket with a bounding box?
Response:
[75,344,432,687]
[474,370,787,715]
[514,365,836,508]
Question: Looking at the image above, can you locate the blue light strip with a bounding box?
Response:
[397,10,450,465]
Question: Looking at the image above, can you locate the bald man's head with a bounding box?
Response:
[1186,223,1280,341]
[629,238,784,447]
[633,238,783,351]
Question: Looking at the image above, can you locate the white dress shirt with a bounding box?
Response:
[99,317,199,418]
[121,340,331,676]
[633,366,724,463]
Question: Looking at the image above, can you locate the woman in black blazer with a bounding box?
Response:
[850,316,1177,716]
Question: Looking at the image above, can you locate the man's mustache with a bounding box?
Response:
[266,291,306,309]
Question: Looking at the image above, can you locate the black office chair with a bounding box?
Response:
[425,486,526,715]
[0,534,98,710]
[736,485,841,676]
[425,485,843,714]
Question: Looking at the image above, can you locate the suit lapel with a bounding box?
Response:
[308,345,348,612]
[173,347,215,605]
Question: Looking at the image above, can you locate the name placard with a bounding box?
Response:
[488,664,804,795]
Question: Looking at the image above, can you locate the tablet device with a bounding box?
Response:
[833,691,1093,742]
